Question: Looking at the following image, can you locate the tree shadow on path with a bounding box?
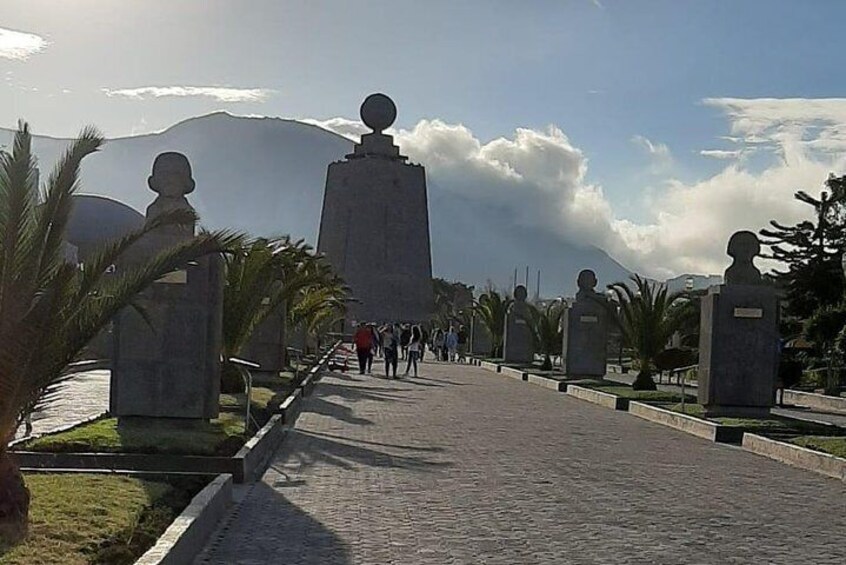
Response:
[272,429,452,475]
[199,481,351,565]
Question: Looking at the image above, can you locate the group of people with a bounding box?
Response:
[352,322,468,379]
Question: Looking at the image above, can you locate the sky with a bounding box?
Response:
[2,0,846,278]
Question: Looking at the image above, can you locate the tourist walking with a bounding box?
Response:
[433,328,445,362]
[400,324,411,360]
[420,325,429,362]
[457,324,468,363]
[353,323,373,375]
[445,326,459,362]
[382,324,400,378]
[404,325,423,377]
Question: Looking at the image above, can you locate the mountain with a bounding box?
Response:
[0,113,630,295]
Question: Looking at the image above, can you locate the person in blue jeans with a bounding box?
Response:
[404,325,423,376]
[382,324,400,378]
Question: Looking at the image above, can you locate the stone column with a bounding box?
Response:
[503,285,534,363]
[110,152,223,422]
[563,269,610,377]
[698,231,779,417]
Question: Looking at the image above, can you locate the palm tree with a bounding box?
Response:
[521,300,565,370]
[221,237,291,392]
[0,122,238,543]
[607,275,686,390]
[472,290,513,358]
[286,254,347,351]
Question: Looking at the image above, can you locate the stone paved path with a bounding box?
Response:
[197,361,845,565]
[13,368,109,441]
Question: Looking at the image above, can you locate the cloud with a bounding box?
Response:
[0,27,47,60]
[102,86,275,103]
[631,134,673,172]
[301,117,368,141]
[308,97,846,279]
[700,149,742,159]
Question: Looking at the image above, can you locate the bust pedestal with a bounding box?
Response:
[563,294,609,377]
[698,284,779,418]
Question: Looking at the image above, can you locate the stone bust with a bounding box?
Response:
[513,285,528,303]
[724,230,762,285]
[576,269,603,301]
[145,152,196,232]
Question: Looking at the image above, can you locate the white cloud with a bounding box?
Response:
[631,134,673,173]
[301,117,368,141]
[0,27,47,60]
[102,86,275,103]
[700,149,742,159]
[307,97,846,279]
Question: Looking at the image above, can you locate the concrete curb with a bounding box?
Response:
[566,385,628,410]
[499,366,528,381]
[135,474,233,565]
[526,374,567,392]
[478,360,501,373]
[628,402,743,443]
[782,390,846,414]
[741,433,846,481]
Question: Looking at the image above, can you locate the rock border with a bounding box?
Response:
[566,385,628,410]
[499,365,528,381]
[782,390,846,414]
[628,401,743,443]
[135,473,234,565]
[527,374,567,392]
[14,342,341,483]
[741,433,846,481]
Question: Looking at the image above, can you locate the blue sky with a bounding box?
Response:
[2,0,845,276]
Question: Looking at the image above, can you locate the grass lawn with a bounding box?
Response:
[0,473,203,565]
[791,436,846,459]
[584,382,696,403]
[667,403,843,437]
[21,413,246,456]
[21,367,304,457]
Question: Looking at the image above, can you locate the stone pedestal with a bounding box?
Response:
[470,314,492,356]
[110,152,223,421]
[503,286,534,363]
[698,284,779,417]
[244,303,286,374]
[317,94,433,327]
[563,297,609,377]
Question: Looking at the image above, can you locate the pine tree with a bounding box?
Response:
[760,174,846,319]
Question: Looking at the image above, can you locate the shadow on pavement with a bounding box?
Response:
[199,481,351,565]
[280,429,452,473]
[306,397,375,427]
[303,430,446,453]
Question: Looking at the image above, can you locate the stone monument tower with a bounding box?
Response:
[698,231,779,417]
[562,269,610,377]
[111,152,224,421]
[317,93,433,325]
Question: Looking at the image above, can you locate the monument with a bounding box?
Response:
[111,152,224,421]
[503,285,534,363]
[562,269,610,377]
[317,93,433,327]
[243,294,286,374]
[698,231,779,417]
[469,312,493,357]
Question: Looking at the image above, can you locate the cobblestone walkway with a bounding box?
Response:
[197,361,845,565]
[13,368,109,440]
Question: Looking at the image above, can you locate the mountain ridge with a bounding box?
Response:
[0,113,631,295]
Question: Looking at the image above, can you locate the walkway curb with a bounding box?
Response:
[742,433,846,481]
[567,385,628,410]
[136,474,233,565]
[628,402,743,443]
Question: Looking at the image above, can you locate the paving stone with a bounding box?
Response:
[196,361,845,565]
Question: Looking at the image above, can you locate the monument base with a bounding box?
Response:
[703,405,771,419]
